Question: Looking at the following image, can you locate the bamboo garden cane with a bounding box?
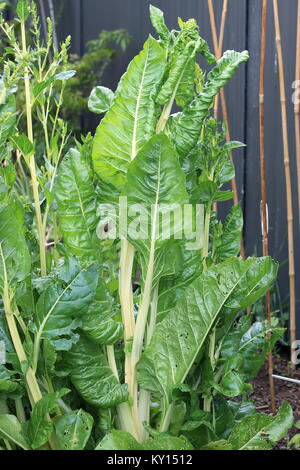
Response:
[273,0,296,364]
[207,0,246,259]
[259,0,276,413]
[295,1,300,224]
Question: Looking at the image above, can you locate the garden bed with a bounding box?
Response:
[250,351,300,449]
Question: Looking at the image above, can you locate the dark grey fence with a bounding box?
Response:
[55,0,299,335]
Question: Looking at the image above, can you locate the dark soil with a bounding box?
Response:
[250,349,300,450]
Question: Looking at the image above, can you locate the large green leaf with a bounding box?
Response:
[155,18,214,110]
[0,204,31,290]
[55,409,94,450]
[156,44,197,108]
[215,204,243,262]
[175,56,197,108]
[228,402,293,450]
[172,50,249,158]
[124,133,188,287]
[80,277,123,345]
[221,316,284,381]
[34,259,98,351]
[138,257,277,404]
[92,37,166,188]
[214,257,278,347]
[157,250,202,321]
[63,336,128,408]
[0,414,30,450]
[55,148,99,263]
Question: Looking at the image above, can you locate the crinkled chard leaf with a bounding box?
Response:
[124,133,188,286]
[63,336,128,408]
[149,5,170,45]
[171,50,249,158]
[0,204,31,290]
[221,316,284,381]
[138,257,277,404]
[157,250,202,322]
[156,44,197,108]
[92,37,166,188]
[80,277,123,345]
[55,148,99,263]
[34,260,98,351]
[228,402,293,450]
[214,203,243,262]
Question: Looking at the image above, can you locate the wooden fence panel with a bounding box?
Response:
[56,0,299,335]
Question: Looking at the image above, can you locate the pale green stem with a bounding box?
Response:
[4,439,13,450]
[203,330,216,413]
[131,253,154,368]
[202,203,215,413]
[119,240,136,398]
[202,205,211,261]
[41,105,51,160]
[0,400,9,414]
[107,345,141,442]
[42,131,66,233]
[51,84,65,141]
[0,245,43,408]
[138,286,159,439]
[15,399,26,424]
[159,403,173,433]
[20,19,47,277]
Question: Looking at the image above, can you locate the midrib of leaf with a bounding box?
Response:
[131,156,161,365]
[74,176,93,243]
[131,46,150,160]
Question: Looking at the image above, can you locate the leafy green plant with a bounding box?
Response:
[0,2,293,451]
